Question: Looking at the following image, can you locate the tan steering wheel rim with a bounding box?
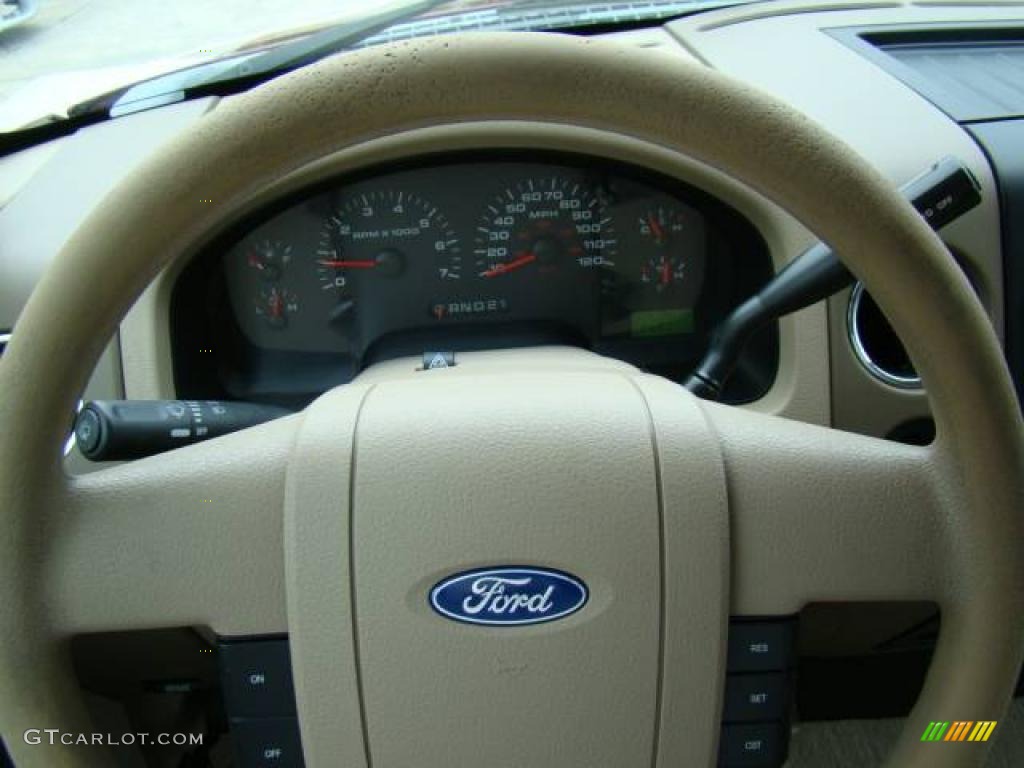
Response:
[1,32,1022,767]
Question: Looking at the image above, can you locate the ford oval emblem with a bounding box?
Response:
[430,566,588,626]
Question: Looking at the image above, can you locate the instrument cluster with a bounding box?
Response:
[171,153,777,405]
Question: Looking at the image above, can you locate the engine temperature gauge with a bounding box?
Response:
[255,286,299,329]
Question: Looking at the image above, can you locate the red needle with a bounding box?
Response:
[480,252,537,278]
[269,292,284,318]
[318,259,377,269]
[647,213,665,242]
[661,259,671,286]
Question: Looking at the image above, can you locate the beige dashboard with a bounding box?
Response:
[0,0,1018,456]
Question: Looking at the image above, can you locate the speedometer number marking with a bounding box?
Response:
[473,177,617,279]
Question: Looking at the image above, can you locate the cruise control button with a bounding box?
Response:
[719,722,787,767]
[231,718,304,767]
[219,639,297,718]
[727,621,795,672]
[723,673,787,722]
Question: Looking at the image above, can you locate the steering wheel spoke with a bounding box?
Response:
[702,401,947,613]
[52,415,301,636]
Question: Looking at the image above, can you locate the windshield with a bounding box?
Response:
[0,1,433,111]
[0,1,739,130]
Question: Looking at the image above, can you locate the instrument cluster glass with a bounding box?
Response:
[172,154,776,405]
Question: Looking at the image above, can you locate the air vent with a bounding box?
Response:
[847,283,922,389]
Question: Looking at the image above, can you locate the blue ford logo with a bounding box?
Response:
[430,566,588,626]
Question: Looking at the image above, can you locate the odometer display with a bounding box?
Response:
[473,178,617,280]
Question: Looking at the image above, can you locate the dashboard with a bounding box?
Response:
[1,3,1021,760]
[0,2,1014,447]
[170,153,776,407]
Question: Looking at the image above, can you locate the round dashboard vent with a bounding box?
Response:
[847,282,922,390]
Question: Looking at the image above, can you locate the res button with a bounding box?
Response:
[727,621,795,672]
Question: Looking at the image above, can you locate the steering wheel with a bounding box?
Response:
[1,32,1021,768]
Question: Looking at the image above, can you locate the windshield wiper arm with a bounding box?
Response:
[76,0,448,119]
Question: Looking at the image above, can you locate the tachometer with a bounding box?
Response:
[316,190,460,294]
[473,178,616,279]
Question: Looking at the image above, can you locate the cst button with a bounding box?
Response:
[719,722,787,767]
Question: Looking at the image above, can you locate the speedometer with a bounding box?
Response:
[473,178,616,280]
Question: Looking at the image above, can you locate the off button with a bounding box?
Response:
[231,718,304,767]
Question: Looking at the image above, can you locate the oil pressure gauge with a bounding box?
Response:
[245,239,292,282]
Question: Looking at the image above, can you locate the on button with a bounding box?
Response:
[219,639,297,718]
